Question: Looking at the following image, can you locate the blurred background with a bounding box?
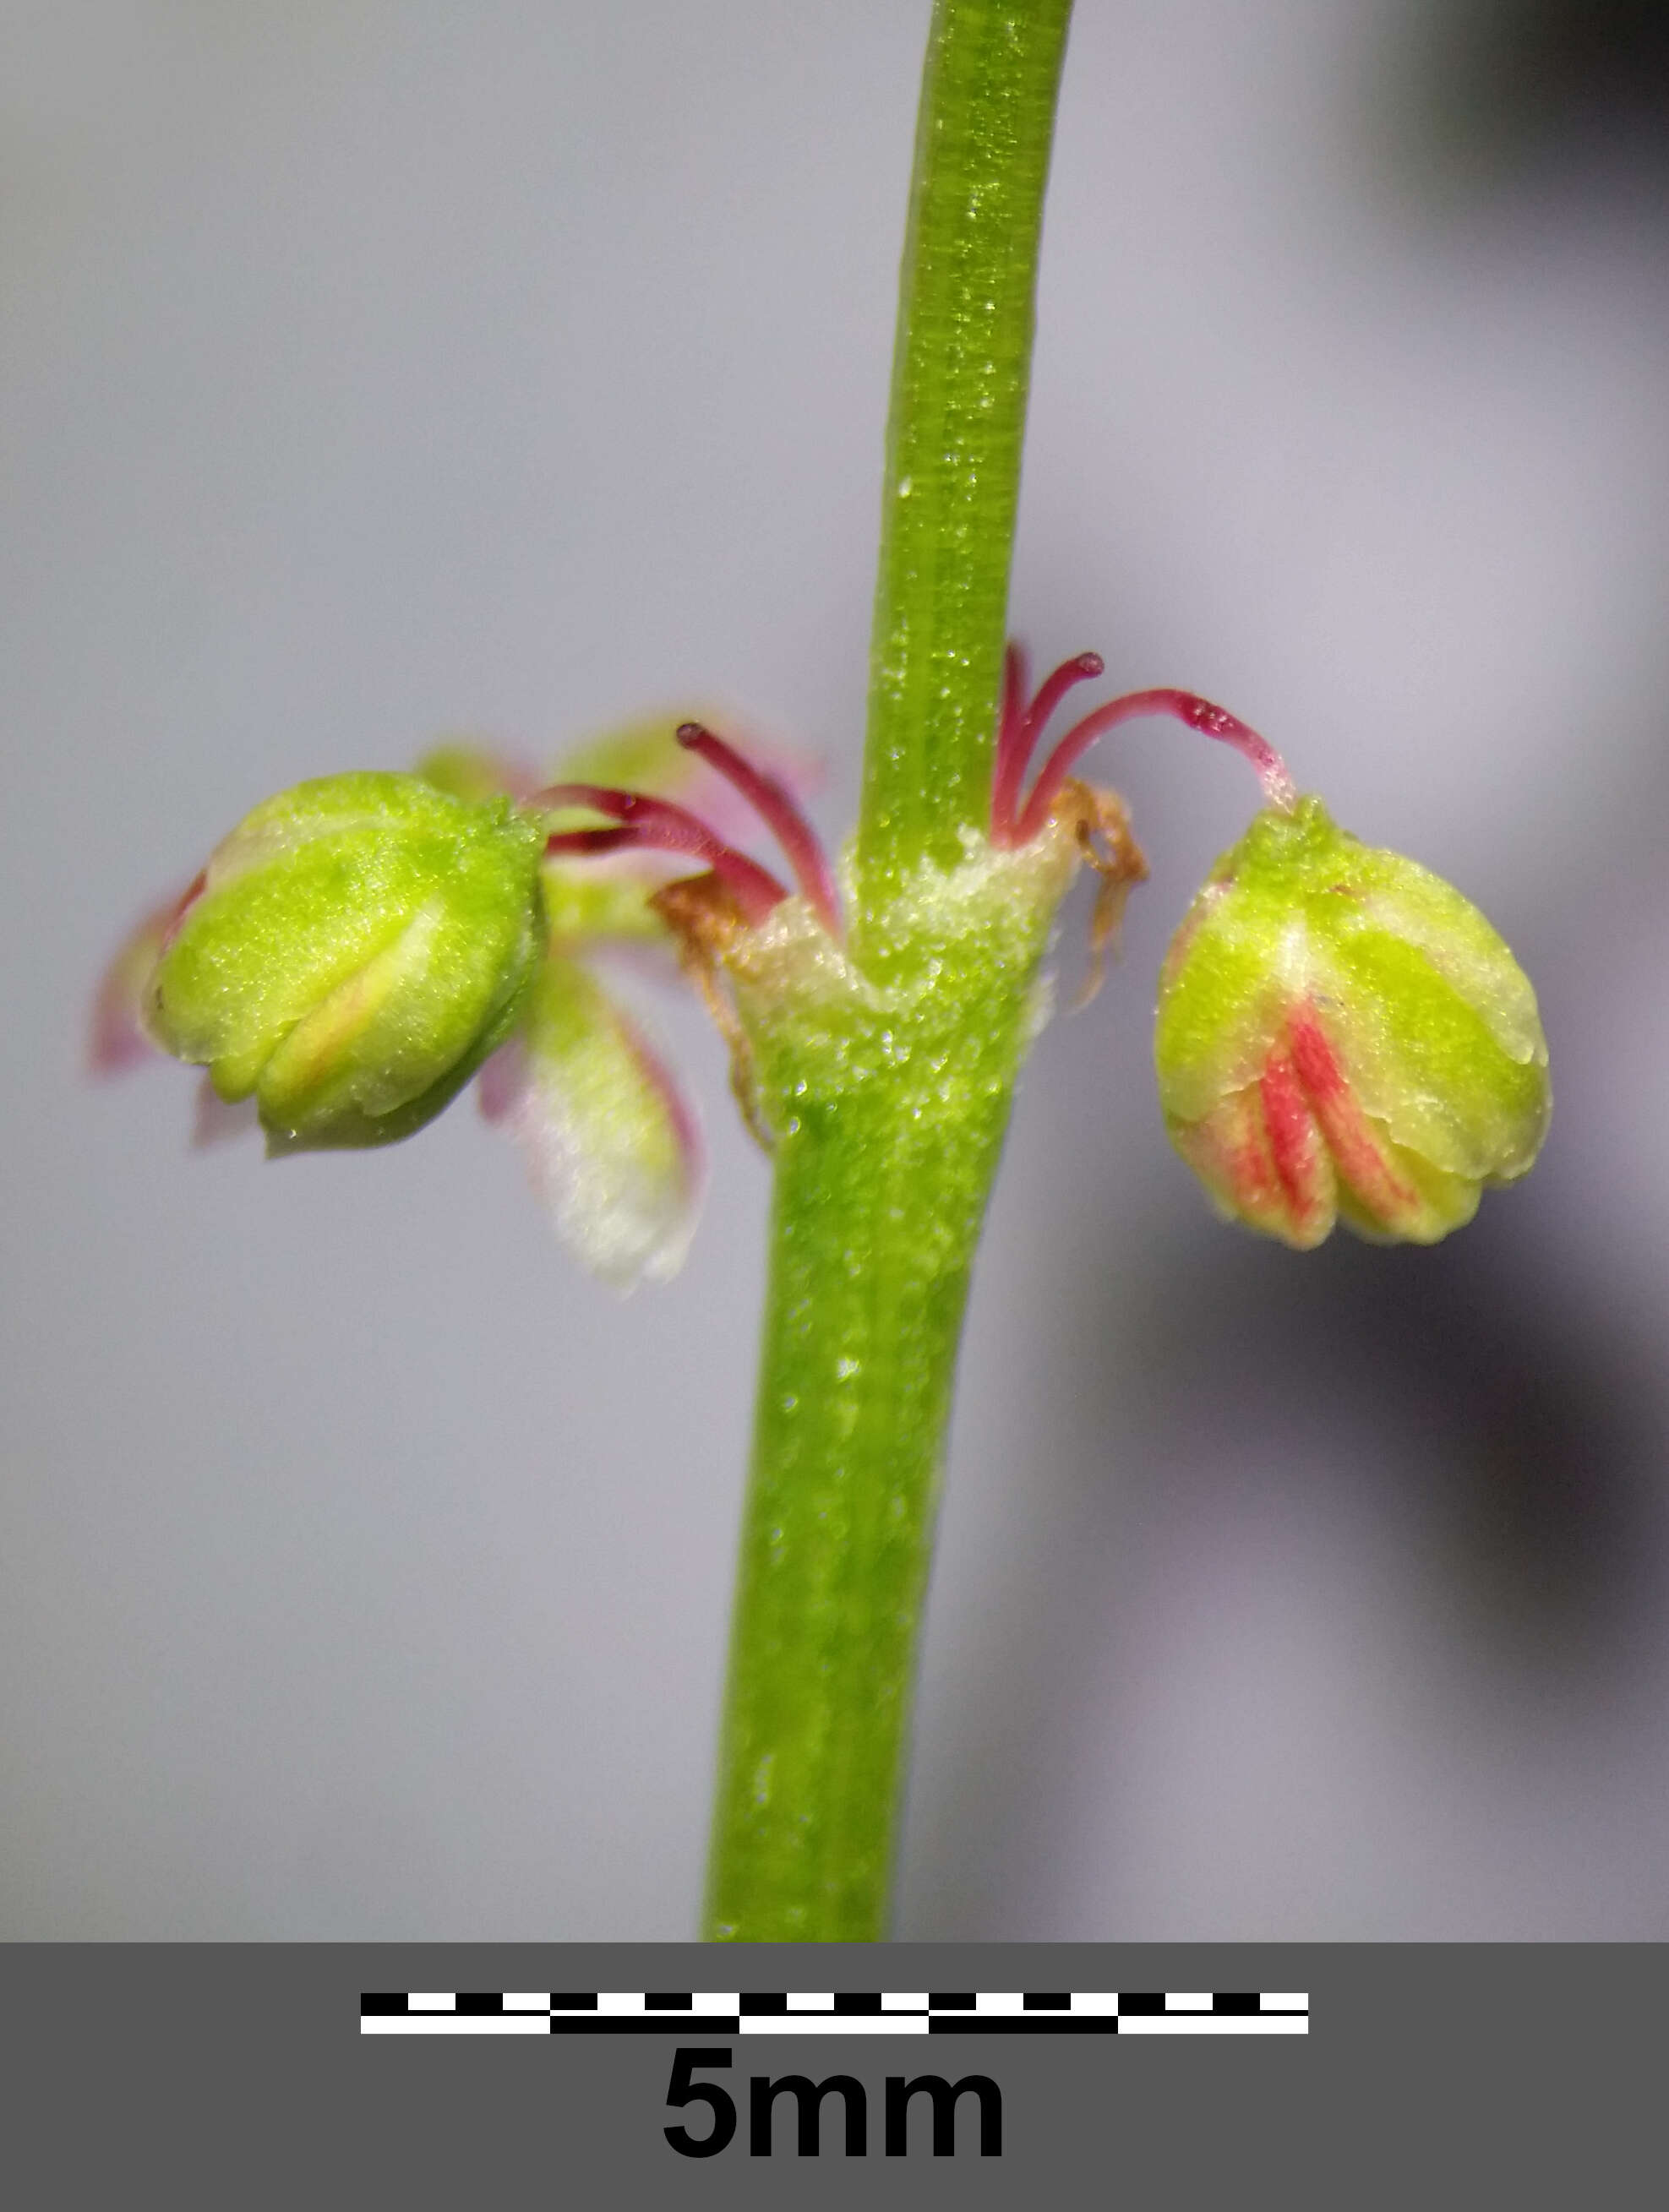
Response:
[7,0,1669,1938]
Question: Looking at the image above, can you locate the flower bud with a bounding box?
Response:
[145,772,548,1152]
[1154,795,1550,1248]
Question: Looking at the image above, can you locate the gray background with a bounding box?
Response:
[8,0,1669,1938]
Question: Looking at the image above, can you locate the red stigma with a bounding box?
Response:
[674,724,842,937]
[531,727,843,938]
[532,782,790,927]
[991,647,1297,847]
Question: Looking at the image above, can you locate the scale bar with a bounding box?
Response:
[361,1991,1308,2037]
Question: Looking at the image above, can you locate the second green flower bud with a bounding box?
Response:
[1154,796,1550,1249]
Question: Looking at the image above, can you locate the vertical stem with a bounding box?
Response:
[859,0,1074,920]
[703,0,1076,1942]
[704,1070,1017,1942]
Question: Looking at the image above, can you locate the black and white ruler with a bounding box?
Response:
[360,1990,1307,2035]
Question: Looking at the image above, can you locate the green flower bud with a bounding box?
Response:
[145,772,548,1152]
[1154,795,1550,1249]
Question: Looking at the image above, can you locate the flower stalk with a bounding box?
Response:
[704,0,1078,1941]
[858,0,1077,921]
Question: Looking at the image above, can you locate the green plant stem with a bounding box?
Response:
[703,0,1075,1942]
[859,0,1075,915]
[704,1053,1018,1940]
